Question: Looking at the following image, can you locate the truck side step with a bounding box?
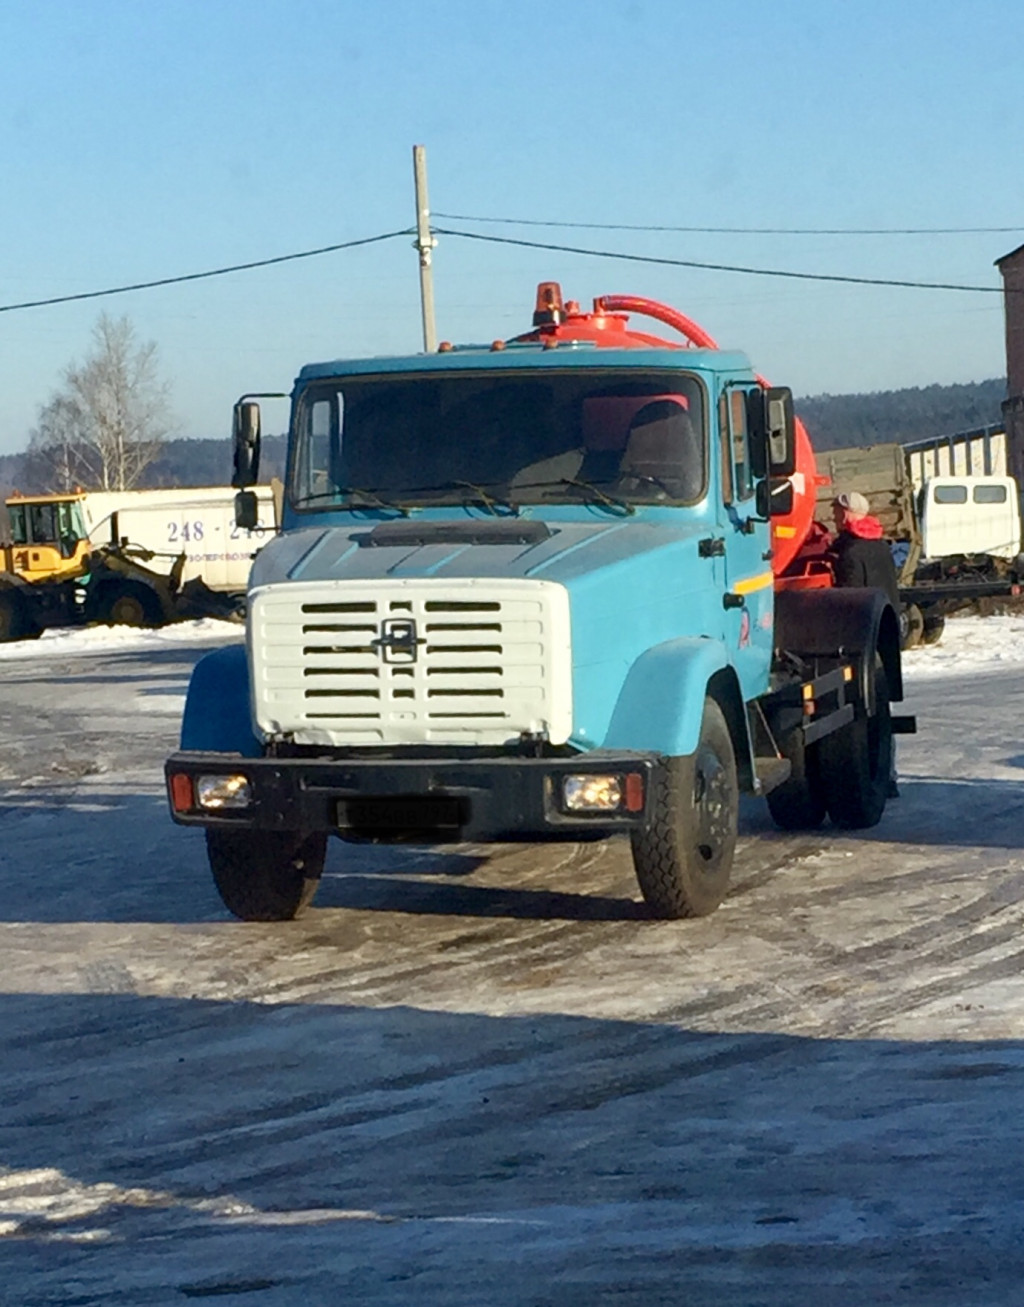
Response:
[892,715,917,735]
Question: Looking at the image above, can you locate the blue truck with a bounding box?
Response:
[165,284,913,921]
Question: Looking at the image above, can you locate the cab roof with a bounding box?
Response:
[297,343,756,385]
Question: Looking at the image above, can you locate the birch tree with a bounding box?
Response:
[27,315,172,491]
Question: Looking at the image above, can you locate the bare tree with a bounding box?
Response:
[27,315,172,491]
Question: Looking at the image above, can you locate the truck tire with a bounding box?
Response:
[630,697,738,919]
[922,613,945,645]
[206,829,327,921]
[817,657,893,829]
[900,603,924,649]
[0,591,31,642]
[765,727,827,830]
[88,582,163,627]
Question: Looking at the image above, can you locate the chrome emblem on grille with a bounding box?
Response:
[371,617,425,663]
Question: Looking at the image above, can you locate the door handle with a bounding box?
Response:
[699,537,725,558]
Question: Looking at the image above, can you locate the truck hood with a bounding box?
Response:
[247,516,743,752]
[249,517,712,589]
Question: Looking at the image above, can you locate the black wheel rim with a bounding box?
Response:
[692,745,732,872]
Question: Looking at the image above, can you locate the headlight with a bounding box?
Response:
[196,773,252,810]
[563,774,623,812]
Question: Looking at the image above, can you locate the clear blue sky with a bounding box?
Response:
[1,0,1022,454]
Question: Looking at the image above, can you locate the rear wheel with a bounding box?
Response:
[630,697,738,919]
[766,726,827,830]
[206,829,327,921]
[818,657,892,829]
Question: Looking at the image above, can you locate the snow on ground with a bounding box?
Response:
[4,612,1024,1302]
[902,612,1024,678]
[0,616,243,662]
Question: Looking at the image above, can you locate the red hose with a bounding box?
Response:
[595,295,719,349]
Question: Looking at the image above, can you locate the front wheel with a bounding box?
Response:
[0,591,39,642]
[630,697,738,919]
[206,829,327,921]
[900,603,924,650]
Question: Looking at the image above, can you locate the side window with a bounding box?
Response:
[297,396,338,500]
[719,388,754,504]
[729,389,753,501]
[57,502,79,540]
[9,505,28,545]
[718,393,734,506]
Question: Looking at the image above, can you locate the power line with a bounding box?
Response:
[435,211,1024,237]
[0,230,413,315]
[433,226,1005,294]
[0,221,1011,319]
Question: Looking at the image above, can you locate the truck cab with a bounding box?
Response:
[4,493,91,583]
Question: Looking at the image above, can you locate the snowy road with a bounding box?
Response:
[3,619,1024,1304]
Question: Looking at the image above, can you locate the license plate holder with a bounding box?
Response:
[336,794,466,834]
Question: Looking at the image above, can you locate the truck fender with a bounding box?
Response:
[180,643,262,756]
[602,637,748,762]
[774,587,903,705]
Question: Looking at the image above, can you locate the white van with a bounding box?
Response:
[919,476,1021,561]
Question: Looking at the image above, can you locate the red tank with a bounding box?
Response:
[509,283,824,580]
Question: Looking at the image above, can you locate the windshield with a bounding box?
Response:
[290,368,707,512]
[9,501,86,551]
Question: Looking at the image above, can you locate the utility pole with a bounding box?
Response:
[412,144,438,353]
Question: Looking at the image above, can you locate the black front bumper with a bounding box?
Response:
[165,750,658,842]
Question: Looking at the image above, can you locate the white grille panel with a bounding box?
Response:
[250,579,572,746]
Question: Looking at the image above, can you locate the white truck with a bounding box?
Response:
[74,485,279,592]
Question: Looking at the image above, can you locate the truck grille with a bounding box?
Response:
[249,579,572,746]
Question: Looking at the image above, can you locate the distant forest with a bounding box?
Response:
[0,378,1008,494]
[796,377,1006,451]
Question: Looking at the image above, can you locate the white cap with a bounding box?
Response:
[835,490,870,515]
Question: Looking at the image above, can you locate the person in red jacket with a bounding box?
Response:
[829,490,901,798]
[829,490,901,611]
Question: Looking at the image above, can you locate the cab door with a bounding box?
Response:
[718,385,774,700]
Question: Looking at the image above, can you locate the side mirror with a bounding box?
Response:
[756,477,795,519]
[232,400,262,488]
[235,490,259,531]
[766,387,796,476]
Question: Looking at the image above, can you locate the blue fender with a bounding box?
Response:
[601,637,731,757]
[180,643,262,756]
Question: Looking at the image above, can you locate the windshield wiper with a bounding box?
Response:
[364,479,520,515]
[559,477,635,516]
[297,488,410,516]
[449,480,519,517]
